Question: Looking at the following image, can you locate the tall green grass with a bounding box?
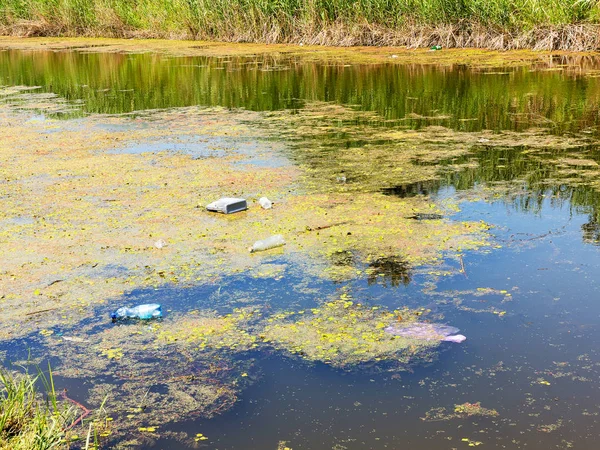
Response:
[1,0,600,47]
[0,365,92,450]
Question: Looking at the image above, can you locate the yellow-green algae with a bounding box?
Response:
[261,296,438,368]
[43,317,254,447]
[37,295,445,448]
[0,99,493,342]
[1,37,600,72]
[157,308,260,351]
[155,295,443,370]
[422,402,499,421]
[39,293,445,444]
[3,41,600,447]
[260,103,598,196]
[0,92,500,445]
[8,79,600,438]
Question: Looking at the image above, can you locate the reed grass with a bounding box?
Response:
[0,366,78,450]
[2,0,600,48]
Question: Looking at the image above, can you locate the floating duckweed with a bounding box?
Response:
[262,298,438,368]
[0,101,495,344]
[423,402,499,421]
[454,402,499,417]
[100,348,124,360]
[157,308,260,351]
[461,438,484,446]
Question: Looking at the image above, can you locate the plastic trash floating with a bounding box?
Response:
[249,234,285,253]
[111,303,162,321]
[206,198,247,214]
[258,197,273,209]
[384,323,466,343]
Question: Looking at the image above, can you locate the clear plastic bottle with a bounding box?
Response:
[258,197,273,209]
[249,234,285,253]
[111,303,162,321]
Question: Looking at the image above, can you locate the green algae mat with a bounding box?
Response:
[2,40,600,449]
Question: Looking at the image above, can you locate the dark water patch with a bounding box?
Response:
[581,217,600,244]
[114,269,334,316]
[366,256,412,287]
[381,180,439,197]
[329,249,356,267]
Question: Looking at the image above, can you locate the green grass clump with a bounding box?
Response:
[0,368,73,450]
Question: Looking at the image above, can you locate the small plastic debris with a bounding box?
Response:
[111,304,162,321]
[336,176,347,183]
[62,336,89,343]
[258,197,273,209]
[154,239,166,249]
[443,334,466,343]
[430,45,442,51]
[391,54,398,58]
[385,322,466,343]
[206,197,247,214]
[249,234,285,253]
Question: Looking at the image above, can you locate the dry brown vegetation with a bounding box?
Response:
[4,21,600,50]
[3,0,600,50]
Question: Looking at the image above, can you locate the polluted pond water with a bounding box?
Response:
[2,43,600,449]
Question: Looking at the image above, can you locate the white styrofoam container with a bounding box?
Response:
[206,197,248,214]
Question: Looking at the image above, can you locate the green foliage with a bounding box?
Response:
[0,368,70,450]
[1,0,600,40]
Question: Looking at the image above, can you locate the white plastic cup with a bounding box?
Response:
[259,197,273,209]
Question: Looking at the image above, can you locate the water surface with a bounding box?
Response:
[2,48,600,450]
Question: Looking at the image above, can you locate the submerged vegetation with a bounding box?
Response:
[2,0,600,48]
